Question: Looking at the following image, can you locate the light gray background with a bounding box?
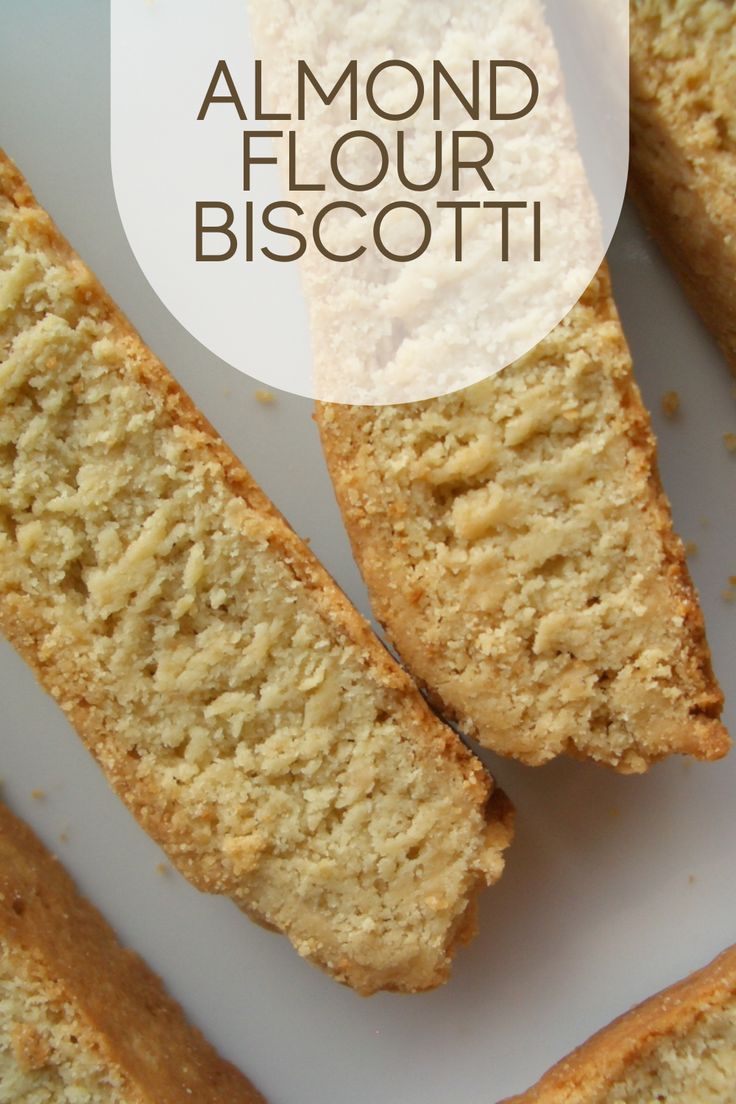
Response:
[1,4,735,1102]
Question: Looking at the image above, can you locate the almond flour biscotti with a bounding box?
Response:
[630,1,736,373]
[0,151,512,995]
[0,802,264,1104]
[317,267,728,771]
[501,944,736,1102]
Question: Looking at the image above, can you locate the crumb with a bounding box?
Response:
[662,390,680,417]
[724,432,736,452]
[11,1024,50,1072]
[156,862,170,877]
[58,826,70,844]
[684,541,698,558]
[729,576,736,586]
[700,517,710,529]
[254,389,275,405]
[722,588,736,604]
[30,789,46,801]
[688,874,696,885]
[609,806,620,819]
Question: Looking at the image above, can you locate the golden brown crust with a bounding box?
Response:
[500,944,736,1102]
[317,265,727,771]
[0,802,265,1103]
[629,1,736,374]
[0,150,511,994]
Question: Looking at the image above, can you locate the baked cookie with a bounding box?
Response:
[501,944,736,1102]
[0,151,512,994]
[0,802,264,1103]
[318,267,727,770]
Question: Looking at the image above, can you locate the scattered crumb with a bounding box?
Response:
[730,576,736,587]
[700,517,710,529]
[30,789,46,801]
[722,588,736,604]
[724,432,736,452]
[254,388,276,405]
[58,828,69,844]
[688,874,696,886]
[662,390,680,418]
[608,806,620,819]
[684,541,698,558]
[156,862,170,877]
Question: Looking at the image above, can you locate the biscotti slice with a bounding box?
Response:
[0,151,512,995]
[630,1,736,373]
[500,944,736,1103]
[317,266,728,771]
[0,802,264,1104]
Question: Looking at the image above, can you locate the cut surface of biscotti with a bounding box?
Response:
[500,944,736,1103]
[0,802,264,1104]
[318,266,728,771]
[0,151,512,995]
[630,1,736,372]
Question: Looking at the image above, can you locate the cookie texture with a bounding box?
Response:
[0,151,512,995]
[318,267,727,770]
[630,0,736,372]
[0,802,264,1103]
[501,944,736,1102]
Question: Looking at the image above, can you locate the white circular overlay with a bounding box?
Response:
[111,0,628,405]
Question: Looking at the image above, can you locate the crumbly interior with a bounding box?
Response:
[0,164,509,994]
[604,1003,736,1104]
[630,0,736,369]
[0,941,131,1104]
[318,268,726,770]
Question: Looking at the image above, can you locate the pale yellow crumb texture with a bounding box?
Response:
[1,944,131,1104]
[631,2,736,375]
[0,802,264,1102]
[0,151,511,995]
[503,947,736,1103]
[318,265,726,772]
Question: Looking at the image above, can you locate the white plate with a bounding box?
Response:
[2,6,735,1102]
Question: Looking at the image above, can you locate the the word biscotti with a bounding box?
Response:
[0,151,512,995]
[500,944,736,1102]
[318,267,728,771]
[0,802,264,1103]
[630,0,736,373]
